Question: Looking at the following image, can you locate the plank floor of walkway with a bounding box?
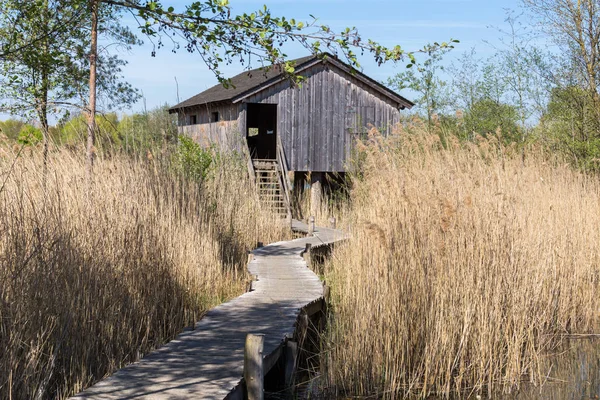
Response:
[72,221,344,400]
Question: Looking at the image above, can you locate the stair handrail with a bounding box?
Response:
[276,136,293,219]
[245,141,256,186]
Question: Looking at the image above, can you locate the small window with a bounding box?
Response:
[266,129,274,135]
[189,115,197,125]
[248,127,259,137]
[211,111,219,122]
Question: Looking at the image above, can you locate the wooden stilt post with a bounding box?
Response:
[244,334,264,400]
[310,172,323,217]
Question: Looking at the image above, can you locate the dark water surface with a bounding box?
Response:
[267,339,600,399]
[505,338,600,400]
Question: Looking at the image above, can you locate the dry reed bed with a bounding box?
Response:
[0,148,288,399]
[321,130,600,398]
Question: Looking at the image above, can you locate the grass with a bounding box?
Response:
[0,146,289,399]
[320,127,600,398]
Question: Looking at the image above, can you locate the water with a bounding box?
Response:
[505,338,600,400]
[280,339,600,399]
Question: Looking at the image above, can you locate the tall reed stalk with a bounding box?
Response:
[0,147,288,399]
[321,128,600,398]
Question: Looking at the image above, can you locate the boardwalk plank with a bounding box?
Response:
[72,223,344,400]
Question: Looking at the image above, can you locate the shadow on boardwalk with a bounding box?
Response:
[74,299,303,399]
[72,223,344,399]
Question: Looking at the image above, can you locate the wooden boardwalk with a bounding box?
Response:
[72,221,344,399]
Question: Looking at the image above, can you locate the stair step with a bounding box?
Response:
[253,163,277,170]
[258,188,282,193]
[250,157,291,218]
[259,192,283,196]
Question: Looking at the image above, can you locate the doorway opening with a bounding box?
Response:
[246,103,277,159]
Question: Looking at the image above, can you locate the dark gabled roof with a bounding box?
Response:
[169,53,413,112]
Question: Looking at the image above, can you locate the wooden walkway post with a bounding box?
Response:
[283,340,298,387]
[308,216,315,235]
[303,243,312,265]
[244,334,264,400]
[329,217,336,229]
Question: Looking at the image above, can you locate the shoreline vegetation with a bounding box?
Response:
[1,115,600,399]
[0,146,289,399]
[319,125,600,398]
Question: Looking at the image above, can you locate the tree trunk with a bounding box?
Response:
[86,0,99,179]
[39,98,49,185]
[40,0,50,189]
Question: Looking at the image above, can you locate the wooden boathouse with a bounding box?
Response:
[169,53,413,217]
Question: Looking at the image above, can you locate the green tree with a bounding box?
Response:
[487,11,554,143]
[541,85,600,170]
[388,48,453,132]
[0,0,140,170]
[450,48,535,142]
[17,124,43,145]
[0,119,25,140]
[57,112,120,149]
[118,106,177,154]
[545,86,593,141]
[523,0,600,133]
[175,134,214,180]
[466,98,521,140]
[450,49,483,119]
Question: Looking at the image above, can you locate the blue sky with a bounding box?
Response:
[1,0,529,121]
[116,0,527,115]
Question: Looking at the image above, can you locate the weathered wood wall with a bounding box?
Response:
[177,103,245,153]
[238,63,401,172]
[178,63,402,172]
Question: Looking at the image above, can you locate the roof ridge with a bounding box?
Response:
[168,52,413,112]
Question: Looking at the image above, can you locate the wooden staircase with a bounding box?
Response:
[252,159,291,220]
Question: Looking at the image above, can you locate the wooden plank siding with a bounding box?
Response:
[177,103,245,153]
[177,62,402,172]
[242,63,400,172]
